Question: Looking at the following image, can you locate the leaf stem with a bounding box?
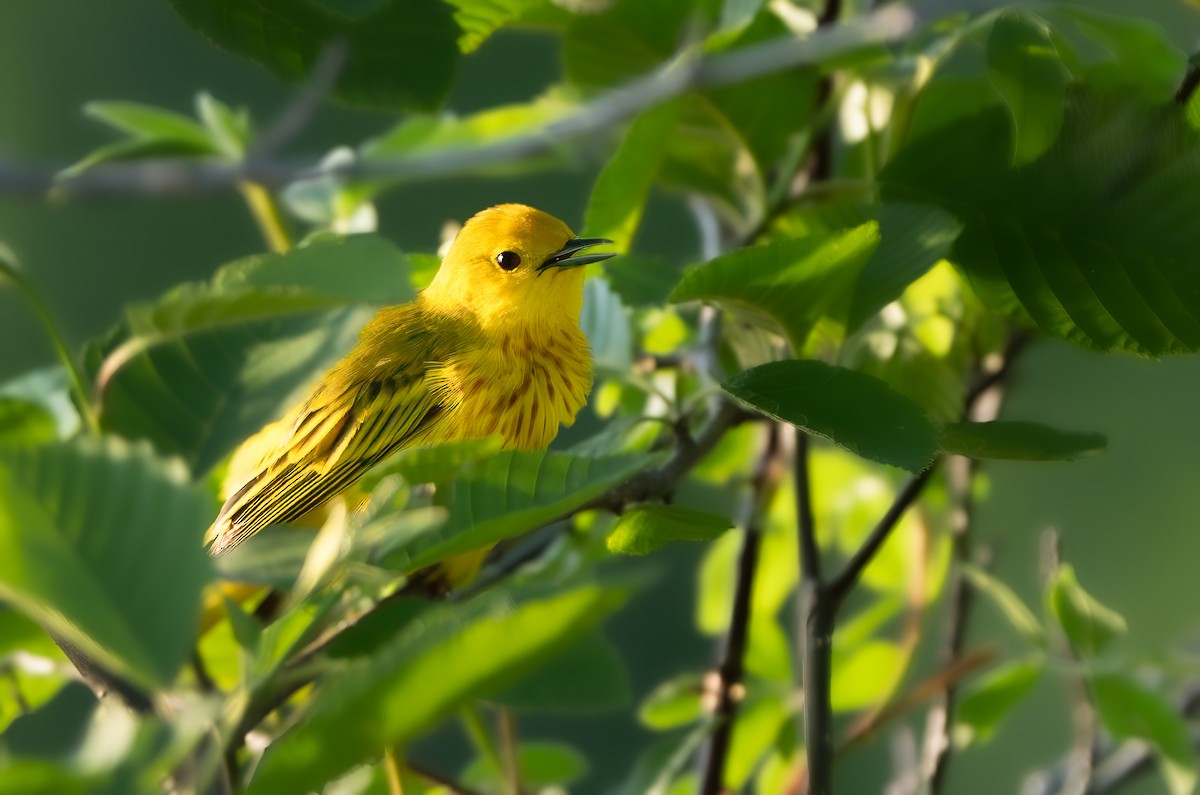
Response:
[383,746,405,795]
[0,255,99,434]
[460,705,508,792]
[238,181,294,253]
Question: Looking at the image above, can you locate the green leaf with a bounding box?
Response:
[87,234,412,474]
[492,631,631,714]
[195,92,252,157]
[165,0,460,111]
[962,564,1044,645]
[445,0,550,52]
[0,438,213,687]
[639,674,703,730]
[621,723,713,795]
[0,761,88,795]
[1047,564,1126,657]
[584,100,681,252]
[582,277,634,374]
[884,88,1200,356]
[831,640,906,712]
[725,694,790,788]
[247,584,626,794]
[1092,673,1198,795]
[957,660,1042,744]
[463,741,588,788]
[385,451,656,573]
[671,224,881,350]
[604,255,684,308]
[0,399,55,447]
[846,203,962,331]
[939,421,1107,461]
[606,505,732,556]
[987,10,1071,165]
[83,101,214,149]
[723,360,939,472]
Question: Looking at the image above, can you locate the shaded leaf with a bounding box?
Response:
[940,421,1106,461]
[723,360,939,472]
[165,0,460,111]
[247,584,626,794]
[87,234,412,474]
[672,225,881,350]
[463,741,588,788]
[0,438,213,687]
[962,564,1044,645]
[606,505,732,556]
[957,660,1042,744]
[581,277,634,374]
[987,10,1070,165]
[1047,564,1126,657]
[884,89,1200,356]
[1093,673,1198,795]
[492,631,631,714]
[621,722,713,795]
[83,101,214,149]
[384,451,656,573]
[846,203,962,330]
[639,674,704,730]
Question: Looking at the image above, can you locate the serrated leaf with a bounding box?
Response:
[1047,564,1126,657]
[492,631,631,714]
[0,399,55,447]
[940,421,1106,461]
[987,10,1070,165]
[672,225,881,350]
[606,505,732,556]
[445,0,551,52]
[884,88,1200,356]
[962,564,1044,645]
[723,360,939,472]
[957,660,1042,744]
[166,0,460,111]
[0,438,213,687]
[1092,673,1198,795]
[384,451,658,572]
[846,203,962,330]
[584,99,681,252]
[87,234,412,474]
[247,584,626,794]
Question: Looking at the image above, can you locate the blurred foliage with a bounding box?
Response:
[0,1,1198,794]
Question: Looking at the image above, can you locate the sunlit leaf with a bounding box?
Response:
[463,741,588,788]
[606,505,732,556]
[940,421,1106,461]
[831,640,905,712]
[639,674,704,730]
[247,584,626,794]
[987,10,1070,165]
[1092,673,1198,795]
[0,399,55,447]
[724,360,939,472]
[672,225,880,350]
[83,101,214,149]
[1047,564,1126,657]
[446,0,550,52]
[165,0,460,111]
[957,659,1042,744]
[0,438,212,688]
[726,693,790,789]
[584,100,682,252]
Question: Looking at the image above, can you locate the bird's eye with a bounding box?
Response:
[496,251,521,271]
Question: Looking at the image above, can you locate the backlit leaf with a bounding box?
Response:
[940,421,1106,461]
[606,505,732,556]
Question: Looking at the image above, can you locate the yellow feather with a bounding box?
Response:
[207,204,600,577]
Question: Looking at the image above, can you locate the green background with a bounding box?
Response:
[1,0,1198,792]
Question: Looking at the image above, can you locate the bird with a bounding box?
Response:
[206,203,613,587]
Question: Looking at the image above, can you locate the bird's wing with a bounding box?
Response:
[208,319,449,555]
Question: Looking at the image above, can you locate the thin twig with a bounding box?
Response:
[252,40,348,158]
[699,423,784,795]
[408,761,488,795]
[0,8,916,199]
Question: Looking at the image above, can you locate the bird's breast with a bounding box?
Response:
[431,327,592,451]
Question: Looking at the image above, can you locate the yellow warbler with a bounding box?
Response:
[206,204,612,574]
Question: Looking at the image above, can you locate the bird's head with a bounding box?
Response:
[422,204,613,330]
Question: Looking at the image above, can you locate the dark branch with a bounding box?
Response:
[1176,63,1200,105]
[796,432,821,584]
[699,424,783,794]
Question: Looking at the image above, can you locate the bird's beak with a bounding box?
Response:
[538,238,616,272]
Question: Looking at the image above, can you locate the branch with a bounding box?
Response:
[699,423,784,795]
[1176,62,1200,106]
[0,8,916,199]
